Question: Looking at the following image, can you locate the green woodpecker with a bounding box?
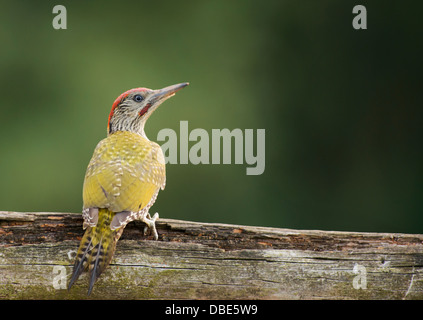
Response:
[68,82,189,294]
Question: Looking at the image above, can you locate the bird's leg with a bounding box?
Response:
[140,211,159,240]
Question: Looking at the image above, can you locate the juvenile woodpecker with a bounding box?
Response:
[68,82,189,294]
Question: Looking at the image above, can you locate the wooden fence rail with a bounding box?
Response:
[1,211,422,299]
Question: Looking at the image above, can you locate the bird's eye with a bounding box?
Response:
[133,94,144,102]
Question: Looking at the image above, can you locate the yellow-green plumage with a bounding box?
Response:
[69,131,165,294]
[83,131,165,213]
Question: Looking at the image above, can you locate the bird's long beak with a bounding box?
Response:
[151,82,189,105]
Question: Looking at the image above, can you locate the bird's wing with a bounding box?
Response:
[83,131,166,215]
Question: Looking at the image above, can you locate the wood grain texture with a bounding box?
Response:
[1,211,423,299]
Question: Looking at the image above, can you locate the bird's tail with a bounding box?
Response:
[68,208,124,295]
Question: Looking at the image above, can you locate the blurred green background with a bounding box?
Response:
[0,1,422,233]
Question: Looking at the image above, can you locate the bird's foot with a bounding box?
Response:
[140,212,159,240]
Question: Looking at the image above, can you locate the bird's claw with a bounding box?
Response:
[141,212,159,240]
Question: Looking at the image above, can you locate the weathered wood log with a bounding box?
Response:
[1,211,422,299]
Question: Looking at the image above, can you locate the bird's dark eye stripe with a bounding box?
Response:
[133,94,143,102]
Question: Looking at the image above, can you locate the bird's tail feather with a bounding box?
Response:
[68,208,124,295]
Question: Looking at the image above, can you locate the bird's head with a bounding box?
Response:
[107,82,189,137]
